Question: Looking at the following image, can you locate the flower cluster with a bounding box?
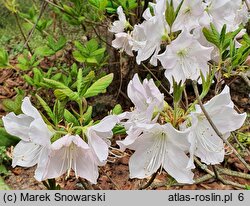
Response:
[3,97,119,184]
[110,0,248,90]
[117,74,246,183]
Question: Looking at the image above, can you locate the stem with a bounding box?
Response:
[192,81,250,171]
[24,0,48,49]
[183,87,189,110]
[195,157,246,189]
[139,171,158,190]
[13,13,33,54]
[216,167,250,179]
[141,63,173,98]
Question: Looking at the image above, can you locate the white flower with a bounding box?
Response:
[200,0,247,32]
[87,115,119,165]
[42,135,99,184]
[117,74,164,150]
[128,123,194,184]
[127,73,164,112]
[112,32,133,56]
[172,0,205,32]
[134,0,170,65]
[2,97,53,181]
[109,6,127,33]
[158,29,213,90]
[187,85,247,165]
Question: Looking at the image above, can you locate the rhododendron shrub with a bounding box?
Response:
[2,0,249,188]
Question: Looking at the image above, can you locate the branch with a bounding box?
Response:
[24,1,48,48]
[139,171,158,190]
[13,13,33,54]
[192,81,250,171]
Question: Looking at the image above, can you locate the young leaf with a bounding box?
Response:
[112,104,123,115]
[79,71,95,97]
[77,68,83,94]
[82,106,93,125]
[36,94,56,123]
[202,26,220,48]
[0,48,10,68]
[64,109,79,126]
[83,73,113,98]
[0,128,19,147]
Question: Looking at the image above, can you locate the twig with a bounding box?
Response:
[22,17,51,37]
[212,165,219,179]
[115,53,123,101]
[195,157,246,189]
[239,72,250,88]
[192,81,250,171]
[151,174,213,189]
[100,168,120,190]
[91,25,113,48]
[139,171,158,190]
[24,0,48,48]
[183,87,189,110]
[13,13,33,54]
[141,63,173,98]
[216,167,250,179]
[243,0,250,11]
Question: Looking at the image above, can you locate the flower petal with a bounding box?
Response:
[29,118,53,146]
[2,113,33,141]
[12,141,41,167]
[87,130,109,165]
[211,106,246,134]
[21,97,42,119]
[74,148,99,184]
[129,133,162,178]
[163,142,194,184]
[34,147,51,181]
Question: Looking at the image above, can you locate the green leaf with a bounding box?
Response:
[73,50,85,63]
[112,104,123,115]
[35,46,55,57]
[0,176,10,190]
[23,74,34,85]
[33,68,43,84]
[173,79,184,105]
[0,48,10,68]
[47,36,66,52]
[200,68,215,99]
[64,109,79,126]
[91,48,106,56]
[219,24,227,46]
[53,100,66,125]
[84,73,113,98]
[36,94,56,123]
[79,71,95,97]
[77,68,83,94]
[112,125,126,135]
[86,39,99,53]
[202,26,220,48]
[165,0,175,27]
[0,128,20,147]
[2,94,24,114]
[43,78,79,101]
[82,106,93,125]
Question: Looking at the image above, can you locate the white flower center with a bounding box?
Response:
[144,132,168,175]
[177,48,188,58]
[61,143,78,178]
